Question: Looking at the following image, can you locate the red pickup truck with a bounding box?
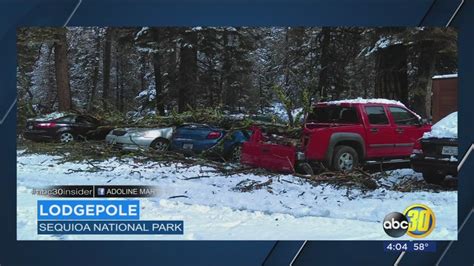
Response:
[241,99,431,173]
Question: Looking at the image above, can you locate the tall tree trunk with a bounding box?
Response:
[54,28,72,111]
[283,28,294,127]
[102,28,113,111]
[163,27,179,112]
[178,29,197,112]
[139,53,147,93]
[258,75,263,113]
[411,40,436,118]
[374,44,408,104]
[317,27,331,100]
[115,45,121,111]
[151,29,165,115]
[87,33,101,112]
[169,34,179,111]
[221,30,232,109]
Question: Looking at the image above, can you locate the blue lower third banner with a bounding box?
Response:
[38,221,184,235]
[37,200,140,220]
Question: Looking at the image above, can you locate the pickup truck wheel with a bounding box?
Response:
[332,145,359,172]
[422,171,446,185]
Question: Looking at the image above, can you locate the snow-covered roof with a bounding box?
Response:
[432,74,458,79]
[423,111,457,139]
[321,97,406,107]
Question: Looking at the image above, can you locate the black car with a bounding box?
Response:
[24,112,110,143]
[410,112,458,184]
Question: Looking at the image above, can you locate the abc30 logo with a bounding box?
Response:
[383,204,436,238]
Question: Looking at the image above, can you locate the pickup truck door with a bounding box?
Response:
[363,105,395,158]
[387,106,427,156]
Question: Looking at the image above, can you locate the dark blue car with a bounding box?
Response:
[170,124,250,161]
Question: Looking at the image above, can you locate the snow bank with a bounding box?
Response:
[423,112,457,139]
[17,152,457,240]
[323,97,405,107]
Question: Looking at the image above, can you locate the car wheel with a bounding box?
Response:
[150,138,169,152]
[296,162,314,175]
[59,132,75,143]
[332,145,359,172]
[422,171,446,185]
[230,145,242,162]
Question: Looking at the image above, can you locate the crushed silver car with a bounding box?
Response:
[106,127,174,151]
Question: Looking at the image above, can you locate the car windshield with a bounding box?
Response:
[306,106,359,124]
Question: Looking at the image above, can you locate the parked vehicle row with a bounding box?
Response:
[106,123,250,161]
[23,112,250,162]
[22,99,459,185]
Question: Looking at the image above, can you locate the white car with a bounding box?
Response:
[106,127,174,151]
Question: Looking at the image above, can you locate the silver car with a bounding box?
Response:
[106,127,174,151]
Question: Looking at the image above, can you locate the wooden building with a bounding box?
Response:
[431,74,458,123]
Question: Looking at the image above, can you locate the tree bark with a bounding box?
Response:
[374,44,408,104]
[151,28,165,115]
[283,28,294,127]
[115,44,123,112]
[178,29,197,112]
[221,30,232,109]
[87,32,101,112]
[102,28,113,111]
[317,27,331,100]
[411,40,436,118]
[54,28,72,111]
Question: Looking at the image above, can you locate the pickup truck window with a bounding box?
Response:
[307,107,359,124]
[389,107,419,125]
[365,106,389,125]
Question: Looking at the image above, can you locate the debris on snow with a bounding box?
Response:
[16,148,457,240]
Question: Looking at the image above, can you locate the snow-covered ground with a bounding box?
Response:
[17,150,457,240]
